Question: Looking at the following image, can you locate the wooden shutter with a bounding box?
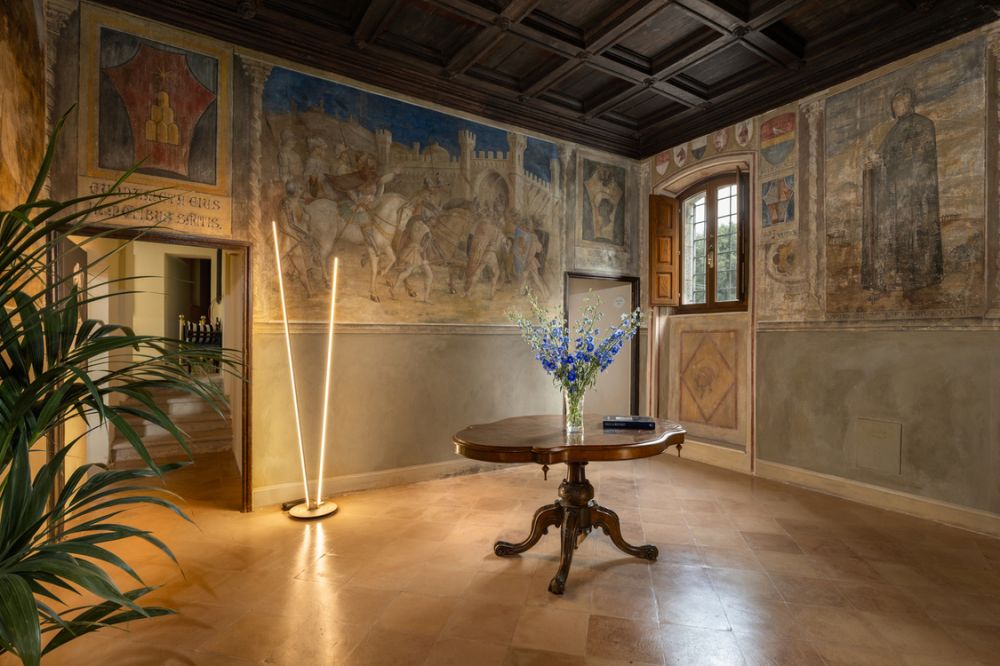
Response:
[649,194,680,306]
[737,168,749,303]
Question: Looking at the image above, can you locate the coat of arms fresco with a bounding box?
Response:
[78,6,232,237]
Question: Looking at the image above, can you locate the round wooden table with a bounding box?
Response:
[453,415,685,594]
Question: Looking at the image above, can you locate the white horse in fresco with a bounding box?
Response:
[296,192,416,302]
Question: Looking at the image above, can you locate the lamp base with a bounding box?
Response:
[288,500,338,520]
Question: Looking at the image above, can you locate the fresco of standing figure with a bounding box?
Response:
[391,206,436,303]
[464,205,506,299]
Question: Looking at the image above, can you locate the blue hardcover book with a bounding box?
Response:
[602,416,656,430]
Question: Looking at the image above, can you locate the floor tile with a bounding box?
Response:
[512,606,590,656]
[35,451,999,666]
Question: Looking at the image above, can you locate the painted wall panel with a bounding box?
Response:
[757,330,998,513]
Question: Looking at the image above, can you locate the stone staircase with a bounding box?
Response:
[110,373,233,466]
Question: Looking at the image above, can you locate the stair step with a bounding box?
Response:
[119,375,226,404]
[109,374,233,467]
[127,418,230,441]
[112,425,233,450]
[111,429,233,463]
[119,409,230,435]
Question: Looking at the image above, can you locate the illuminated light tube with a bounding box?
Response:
[272,221,311,507]
[315,256,338,507]
[273,220,339,520]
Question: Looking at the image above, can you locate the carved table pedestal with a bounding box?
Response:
[453,415,685,594]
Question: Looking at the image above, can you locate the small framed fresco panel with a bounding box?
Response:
[78,5,233,237]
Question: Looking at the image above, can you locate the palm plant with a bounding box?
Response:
[0,112,240,665]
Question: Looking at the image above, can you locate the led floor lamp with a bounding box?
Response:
[272,221,339,520]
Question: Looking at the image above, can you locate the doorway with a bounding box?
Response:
[564,272,640,416]
[164,254,212,337]
[63,232,252,511]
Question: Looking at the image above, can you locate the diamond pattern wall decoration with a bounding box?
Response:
[679,330,737,430]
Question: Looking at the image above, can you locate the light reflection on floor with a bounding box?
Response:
[21,451,1000,665]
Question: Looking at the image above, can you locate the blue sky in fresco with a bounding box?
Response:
[263,67,559,182]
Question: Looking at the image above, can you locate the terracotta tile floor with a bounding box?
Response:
[20,452,1000,665]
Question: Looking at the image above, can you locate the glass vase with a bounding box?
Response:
[564,389,584,434]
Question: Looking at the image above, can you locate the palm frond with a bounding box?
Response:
[0,107,245,662]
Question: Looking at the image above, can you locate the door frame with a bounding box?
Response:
[563,271,641,415]
[64,226,254,512]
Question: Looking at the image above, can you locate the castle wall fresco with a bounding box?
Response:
[68,4,641,326]
[252,64,567,324]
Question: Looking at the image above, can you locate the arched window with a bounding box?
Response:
[650,169,748,312]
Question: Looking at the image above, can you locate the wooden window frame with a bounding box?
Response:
[676,172,748,314]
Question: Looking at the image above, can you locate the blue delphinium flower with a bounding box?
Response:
[507,292,642,402]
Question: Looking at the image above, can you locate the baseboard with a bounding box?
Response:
[678,438,752,473]
[251,457,509,509]
[755,459,1000,538]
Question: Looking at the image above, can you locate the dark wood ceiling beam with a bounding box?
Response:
[523,0,674,99]
[750,0,809,27]
[638,1,988,154]
[603,46,651,70]
[422,0,499,25]
[427,0,702,106]
[523,11,585,46]
[536,89,585,112]
[673,0,805,68]
[738,27,803,68]
[445,0,541,77]
[578,33,721,119]
[585,82,650,118]
[523,58,584,96]
[600,110,640,130]
[593,60,706,106]
[584,0,670,52]
[894,0,936,10]
[586,0,804,119]
[353,0,399,47]
[90,0,998,159]
[650,30,734,79]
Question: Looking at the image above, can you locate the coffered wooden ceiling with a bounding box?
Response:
[95,0,999,157]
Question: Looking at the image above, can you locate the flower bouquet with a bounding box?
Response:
[508,294,642,433]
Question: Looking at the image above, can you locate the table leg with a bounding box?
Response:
[591,503,659,561]
[493,462,659,595]
[548,507,580,595]
[495,502,562,556]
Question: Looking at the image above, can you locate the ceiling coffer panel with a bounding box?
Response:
[94,0,998,158]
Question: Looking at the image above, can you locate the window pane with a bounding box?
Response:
[715,183,739,302]
[718,197,731,218]
[683,192,707,304]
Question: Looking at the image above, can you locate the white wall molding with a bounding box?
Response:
[679,439,752,473]
[253,320,651,336]
[756,460,1000,538]
[252,457,510,509]
[252,320,524,336]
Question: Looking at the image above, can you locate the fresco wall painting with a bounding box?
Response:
[0,0,45,211]
[759,111,796,175]
[824,38,986,320]
[78,5,232,237]
[678,329,738,430]
[255,65,564,324]
[573,151,635,275]
[754,103,815,322]
[653,119,754,179]
[761,175,795,228]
